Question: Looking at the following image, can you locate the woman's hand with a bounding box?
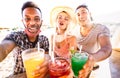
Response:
[78,55,95,78]
[33,54,50,78]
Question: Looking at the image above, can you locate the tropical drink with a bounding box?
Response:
[71,52,88,77]
[48,57,70,78]
[22,48,44,78]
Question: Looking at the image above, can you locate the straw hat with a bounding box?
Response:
[50,6,77,28]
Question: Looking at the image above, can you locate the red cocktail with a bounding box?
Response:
[48,57,70,78]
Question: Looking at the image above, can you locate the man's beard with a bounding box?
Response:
[24,24,41,37]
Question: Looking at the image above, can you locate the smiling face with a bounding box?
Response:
[76,7,91,26]
[22,7,43,38]
[56,11,70,33]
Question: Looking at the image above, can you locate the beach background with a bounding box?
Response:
[0,17,119,78]
[0,0,120,78]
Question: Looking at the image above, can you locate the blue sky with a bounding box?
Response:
[0,0,120,28]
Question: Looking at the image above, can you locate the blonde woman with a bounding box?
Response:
[50,6,77,59]
[48,6,78,78]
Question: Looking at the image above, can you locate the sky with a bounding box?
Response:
[0,0,120,28]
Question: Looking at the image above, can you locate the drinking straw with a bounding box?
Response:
[49,35,55,62]
[79,45,82,53]
[37,42,40,52]
[49,37,52,57]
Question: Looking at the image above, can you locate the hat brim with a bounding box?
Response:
[50,6,77,27]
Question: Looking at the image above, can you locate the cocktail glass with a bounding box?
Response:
[22,48,45,78]
[71,52,88,77]
[48,57,70,78]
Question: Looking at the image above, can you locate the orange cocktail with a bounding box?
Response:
[22,48,44,78]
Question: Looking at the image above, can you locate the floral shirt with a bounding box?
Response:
[3,31,49,75]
